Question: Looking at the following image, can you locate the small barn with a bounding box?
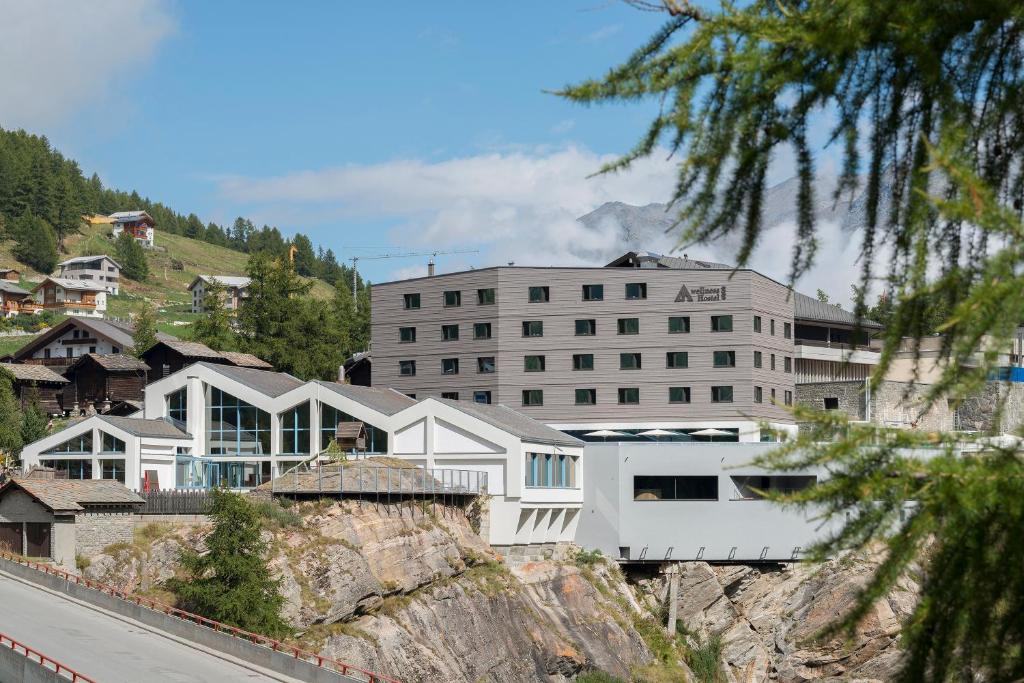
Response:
[63,353,150,413]
[0,363,68,415]
[140,340,228,382]
[0,479,144,571]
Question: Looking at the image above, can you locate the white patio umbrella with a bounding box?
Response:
[689,427,733,442]
[584,429,628,441]
[636,428,680,440]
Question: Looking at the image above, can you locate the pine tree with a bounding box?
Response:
[190,279,236,351]
[114,232,149,281]
[290,233,316,277]
[19,386,48,447]
[52,175,82,251]
[130,306,159,357]
[11,210,58,273]
[0,369,24,469]
[169,489,289,638]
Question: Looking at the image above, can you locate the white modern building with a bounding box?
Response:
[188,275,252,313]
[21,362,584,550]
[57,255,122,295]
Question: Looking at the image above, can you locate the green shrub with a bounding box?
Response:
[75,555,90,572]
[572,547,604,568]
[252,498,303,529]
[577,670,626,683]
[685,633,725,683]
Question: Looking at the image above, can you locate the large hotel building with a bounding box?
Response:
[371,251,875,442]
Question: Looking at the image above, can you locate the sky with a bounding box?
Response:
[0,0,865,301]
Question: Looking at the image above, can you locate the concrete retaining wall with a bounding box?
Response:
[0,558,361,683]
[0,642,68,683]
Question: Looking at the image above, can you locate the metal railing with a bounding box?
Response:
[0,551,401,683]
[0,631,96,682]
[138,490,213,515]
[270,462,487,497]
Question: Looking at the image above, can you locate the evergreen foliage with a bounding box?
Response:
[114,232,149,282]
[189,279,236,351]
[19,386,48,448]
[566,2,1024,679]
[130,306,159,357]
[0,370,24,467]
[11,210,58,273]
[169,489,289,638]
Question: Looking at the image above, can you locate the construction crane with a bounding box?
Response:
[348,249,480,303]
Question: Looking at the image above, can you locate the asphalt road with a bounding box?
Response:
[0,573,287,682]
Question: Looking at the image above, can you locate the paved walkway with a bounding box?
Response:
[0,572,291,682]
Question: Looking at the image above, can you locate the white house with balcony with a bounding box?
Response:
[57,255,122,295]
[21,362,584,551]
[31,277,107,318]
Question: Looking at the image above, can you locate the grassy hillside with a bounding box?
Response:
[0,221,336,334]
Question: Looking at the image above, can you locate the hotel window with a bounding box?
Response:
[473,322,492,339]
[45,432,92,454]
[100,460,126,484]
[575,388,596,405]
[824,397,839,410]
[524,355,546,372]
[625,282,647,300]
[167,388,187,424]
[770,319,776,335]
[713,350,736,367]
[477,288,495,305]
[573,353,594,371]
[100,432,125,453]
[575,319,596,336]
[526,453,578,488]
[474,391,492,404]
[634,475,718,501]
[669,386,691,404]
[399,360,416,376]
[620,352,641,370]
[443,290,461,307]
[582,284,604,301]
[668,316,690,333]
[321,405,387,453]
[522,320,544,337]
[771,354,776,370]
[711,315,733,332]
[785,390,793,406]
[441,392,459,400]
[279,402,311,455]
[522,389,543,406]
[441,324,459,341]
[754,386,763,403]
[731,475,816,500]
[753,315,762,332]
[42,459,92,480]
[771,388,776,401]
[403,293,420,310]
[618,387,640,404]
[618,318,639,335]
[442,358,460,375]
[528,286,550,303]
[399,327,416,343]
[784,322,792,339]
[477,356,495,374]
[784,356,792,373]
[666,351,688,368]
[206,387,271,455]
[711,385,734,403]
[754,351,762,368]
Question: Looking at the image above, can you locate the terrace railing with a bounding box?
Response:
[270,462,487,498]
[138,490,213,515]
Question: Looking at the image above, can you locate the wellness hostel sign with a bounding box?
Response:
[675,284,727,303]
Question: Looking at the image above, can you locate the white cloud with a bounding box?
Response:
[0,0,175,129]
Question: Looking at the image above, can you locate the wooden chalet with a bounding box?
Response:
[0,281,36,318]
[63,353,150,413]
[0,363,68,415]
[0,268,20,282]
[8,317,177,368]
[141,340,273,382]
[343,351,371,387]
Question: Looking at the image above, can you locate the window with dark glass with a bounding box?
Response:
[634,475,718,501]
[399,360,416,376]
[784,356,792,373]
[713,350,736,367]
[573,354,594,371]
[620,353,641,370]
[754,315,762,332]
[771,387,776,401]
[575,319,596,336]
[669,316,690,333]
[167,388,187,424]
[575,388,596,405]
[770,319,776,335]
[617,318,639,335]
[754,386,763,403]
[731,475,816,500]
[399,327,416,343]
[443,290,461,307]
[625,282,647,300]
[712,385,734,402]
[441,392,459,400]
[473,322,491,339]
[711,315,733,332]
[100,459,125,484]
[206,387,271,455]
[441,324,459,341]
[770,354,776,370]
[824,397,839,410]
[477,288,495,305]
[582,284,604,301]
[618,387,640,404]
[785,390,793,406]
[442,358,459,375]
[524,355,546,372]
[403,293,420,310]
[280,402,310,455]
[45,432,92,454]
[100,432,125,453]
[321,404,388,453]
[754,351,762,368]
[784,322,792,339]
[669,386,691,404]
[666,352,688,369]
[522,320,543,337]
[529,286,550,303]
[42,459,92,479]
[474,391,492,404]
[477,356,495,373]
[522,389,543,406]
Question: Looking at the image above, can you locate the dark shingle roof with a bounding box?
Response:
[0,363,68,384]
[433,399,582,448]
[0,281,29,295]
[793,291,883,329]
[199,362,305,398]
[96,415,189,438]
[73,353,150,372]
[11,317,176,361]
[159,340,224,359]
[4,479,144,512]
[316,381,417,416]
[218,351,273,369]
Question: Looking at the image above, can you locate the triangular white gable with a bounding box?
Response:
[432,418,504,455]
[394,418,427,455]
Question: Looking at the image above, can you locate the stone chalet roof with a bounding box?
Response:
[218,351,273,369]
[190,275,252,290]
[316,381,417,416]
[793,291,883,329]
[606,250,733,270]
[433,399,583,448]
[0,281,29,296]
[156,339,224,360]
[96,415,190,438]
[33,277,104,292]
[109,211,152,222]
[0,363,68,384]
[72,353,149,372]
[3,479,144,513]
[199,362,305,398]
[58,254,122,269]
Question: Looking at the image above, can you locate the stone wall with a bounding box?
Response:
[795,381,866,426]
[76,510,135,557]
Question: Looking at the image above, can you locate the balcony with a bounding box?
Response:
[794,338,880,365]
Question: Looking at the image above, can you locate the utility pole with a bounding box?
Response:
[347,249,479,305]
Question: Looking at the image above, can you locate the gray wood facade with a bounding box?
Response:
[371,266,797,426]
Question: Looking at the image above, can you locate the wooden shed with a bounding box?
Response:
[0,363,68,415]
[63,353,149,413]
[335,421,367,452]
